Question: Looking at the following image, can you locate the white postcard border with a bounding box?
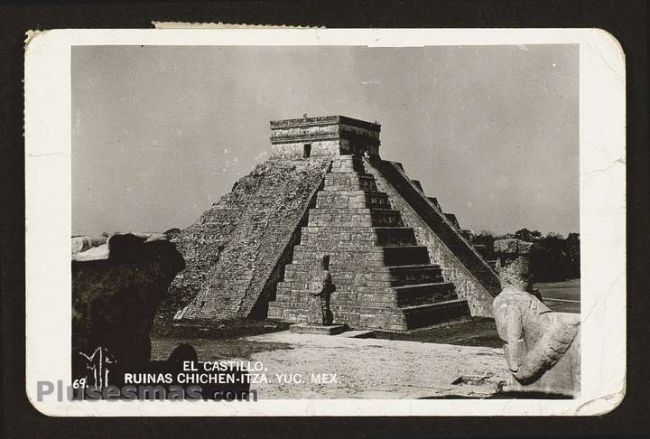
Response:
[25,28,626,416]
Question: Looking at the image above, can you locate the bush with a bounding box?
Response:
[471,230,580,282]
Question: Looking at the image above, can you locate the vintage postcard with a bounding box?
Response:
[24,28,625,416]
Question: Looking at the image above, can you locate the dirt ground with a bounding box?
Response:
[150,279,580,399]
[151,318,510,399]
[243,331,509,399]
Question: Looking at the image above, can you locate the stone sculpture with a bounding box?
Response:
[493,239,580,396]
[72,233,185,370]
[307,255,335,326]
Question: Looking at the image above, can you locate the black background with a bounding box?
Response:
[1,0,648,437]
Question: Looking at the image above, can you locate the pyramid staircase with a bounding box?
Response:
[267,155,470,331]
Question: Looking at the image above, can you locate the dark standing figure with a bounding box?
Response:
[309,255,335,326]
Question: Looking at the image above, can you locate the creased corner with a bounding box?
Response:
[574,383,626,415]
[25,30,46,47]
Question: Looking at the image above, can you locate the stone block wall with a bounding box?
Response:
[168,158,331,321]
[271,140,341,159]
[493,238,536,291]
[270,115,381,159]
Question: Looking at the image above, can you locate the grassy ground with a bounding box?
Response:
[150,318,293,361]
[152,317,290,339]
[374,317,502,348]
[150,335,294,362]
[535,278,580,313]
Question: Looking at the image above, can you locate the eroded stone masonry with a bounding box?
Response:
[167,115,501,330]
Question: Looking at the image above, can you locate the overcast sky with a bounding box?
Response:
[72,44,578,236]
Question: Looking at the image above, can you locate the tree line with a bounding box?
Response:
[471,228,580,283]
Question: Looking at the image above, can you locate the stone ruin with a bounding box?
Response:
[71,235,251,398]
[166,115,502,331]
[494,238,536,293]
[492,238,580,396]
[72,233,185,369]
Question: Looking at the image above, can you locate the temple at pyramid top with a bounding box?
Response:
[270,115,381,158]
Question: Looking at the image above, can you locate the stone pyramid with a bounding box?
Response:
[168,115,501,331]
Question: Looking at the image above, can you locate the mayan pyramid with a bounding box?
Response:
[167,115,501,331]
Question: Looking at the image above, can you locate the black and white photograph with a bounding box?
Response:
[23,29,625,416]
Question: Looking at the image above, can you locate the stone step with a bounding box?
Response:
[330,156,366,173]
[282,263,444,286]
[283,264,444,287]
[281,264,444,283]
[299,226,417,247]
[267,302,408,331]
[298,229,417,247]
[290,244,431,266]
[427,196,441,210]
[384,264,445,285]
[308,208,404,227]
[271,289,448,309]
[276,271,448,296]
[315,191,391,210]
[410,179,424,193]
[392,282,457,306]
[267,298,470,331]
[372,227,418,246]
[324,174,378,192]
[276,273,456,306]
[273,289,384,304]
[274,276,422,293]
[399,299,471,330]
